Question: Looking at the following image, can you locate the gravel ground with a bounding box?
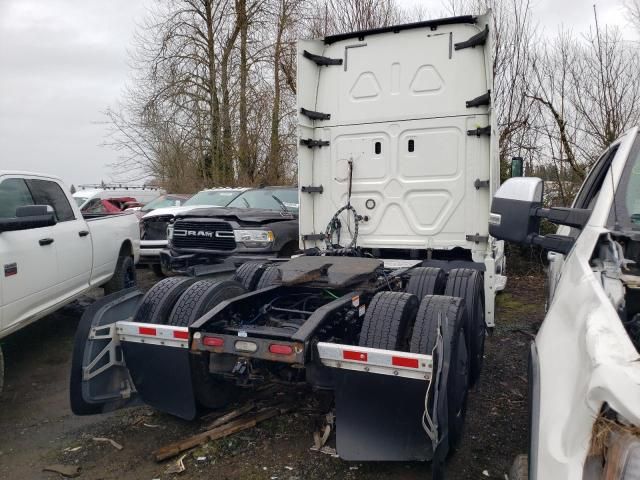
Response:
[0,268,545,479]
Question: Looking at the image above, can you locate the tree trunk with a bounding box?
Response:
[268,1,285,184]
[237,0,250,184]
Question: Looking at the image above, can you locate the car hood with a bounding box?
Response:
[175,207,297,224]
[141,205,216,220]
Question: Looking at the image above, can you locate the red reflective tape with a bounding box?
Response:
[392,356,419,368]
[343,350,367,362]
[138,327,157,336]
[173,330,189,340]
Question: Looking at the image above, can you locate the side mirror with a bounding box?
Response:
[489,177,543,243]
[490,178,591,254]
[0,205,57,233]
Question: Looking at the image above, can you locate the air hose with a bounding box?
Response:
[324,160,363,253]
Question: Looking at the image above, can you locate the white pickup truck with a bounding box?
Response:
[490,127,640,479]
[0,171,140,393]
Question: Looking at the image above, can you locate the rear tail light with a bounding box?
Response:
[235,340,258,353]
[202,336,224,347]
[269,344,293,355]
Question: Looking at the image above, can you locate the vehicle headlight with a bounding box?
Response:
[234,229,274,247]
[167,225,174,240]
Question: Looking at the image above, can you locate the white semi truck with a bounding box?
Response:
[0,171,140,394]
[69,13,502,478]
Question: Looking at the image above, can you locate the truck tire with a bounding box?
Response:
[104,255,136,295]
[405,267,446,299]
[168,280,246,410]
[0,345,4,396]
[132,276,196,324]
[255,265,280,290]
[509,454,529,480]
[168,280,247,327]
[233,261,266,291]
[410,295,469,452]
[358,292,419,350]
[445,269,485,386]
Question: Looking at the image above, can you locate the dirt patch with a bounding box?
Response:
[0,272,545,479]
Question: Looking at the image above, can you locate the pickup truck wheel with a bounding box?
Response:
[0,345,4,395]
[104,255,137,295]
[405,267,446,299]
[410,295,469,453]
[233,262,266,291]
[255,265,280,290]
[168,280,246,409]
[358,292,419,350]
[168,280,247,327]
[445,269,485,386]
[133,277,196,324]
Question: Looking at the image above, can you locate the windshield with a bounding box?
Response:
[616,134,640,230]
[183,190,240,207]
[74,196,90,207]
[141,195,188,212]
[226,188,299,213]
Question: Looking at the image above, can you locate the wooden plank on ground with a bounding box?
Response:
[152,407,281,462]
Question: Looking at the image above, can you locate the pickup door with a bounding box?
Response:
[25,178,93,298]
[0,175,71,335]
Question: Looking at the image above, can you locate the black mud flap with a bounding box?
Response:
[70,288,143,415]
[334,371,434,462]
[70,288,198,420]
[121,342,197,420]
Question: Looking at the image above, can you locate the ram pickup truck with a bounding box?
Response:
[489,127,640,479]
[162,186,300,273]
[139,187,246,276]
[0,171,140,394]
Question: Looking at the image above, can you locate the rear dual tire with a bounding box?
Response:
[445,269,485,386]
[358,291,469,453]
[406,267,447,299]
[411,295,469,451]
[166,280,246,409]
[131,277,247,410]
[358,292,419,350]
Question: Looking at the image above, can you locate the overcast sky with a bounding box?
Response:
[0,0,633,188]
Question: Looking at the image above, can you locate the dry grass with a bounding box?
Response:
[590,412,640,456]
